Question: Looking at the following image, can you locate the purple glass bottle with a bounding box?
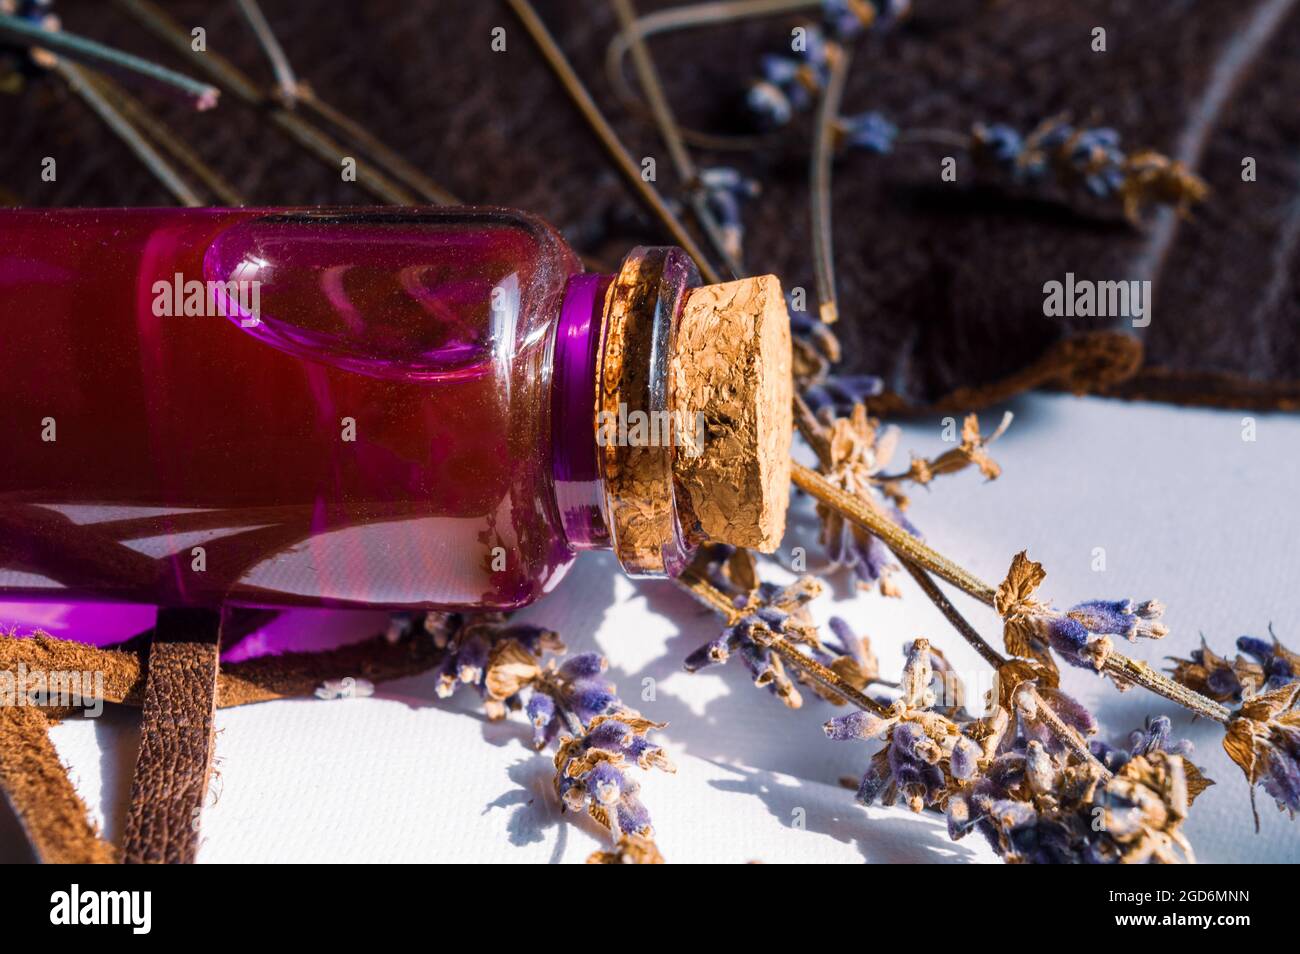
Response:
[0,207,792,612]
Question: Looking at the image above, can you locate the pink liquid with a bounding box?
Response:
[0,207,593,610]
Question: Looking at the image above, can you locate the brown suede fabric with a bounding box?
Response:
[1,0,1296,410]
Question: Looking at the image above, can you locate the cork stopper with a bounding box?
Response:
[670,275,793,552]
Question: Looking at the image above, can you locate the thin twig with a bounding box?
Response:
[233,0,299,105]
[1023,684,1111,778]
[1102,653,1231,724]
[900,560,1005,669]
[792,460,1000,605]
[83,69,246,205]
[115,0,422,204]
[226,0,459,204]
[789,459,1233,724]
[605,0,821,152]
[0,11,218,109]
[810,41,849,324]
[676,566,890,715]
[611,0,742,277]
[507,0,721,284]
[295,89,459,204]
[54,59,203,205]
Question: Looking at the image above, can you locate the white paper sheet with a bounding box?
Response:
[4,393,1298,863]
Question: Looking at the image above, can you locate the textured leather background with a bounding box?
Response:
[1,0,1297,410]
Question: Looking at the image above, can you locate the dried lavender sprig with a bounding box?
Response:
[789,461,1232,724]
[611,0,742,278]
[791,461,998,604]
[677,563,891,715]
[792,403,1112,775]
[507,0,721,284]
[605,0,823,152]
[54,59,203,205]
[0,10,218,109]
[809,39,849,324]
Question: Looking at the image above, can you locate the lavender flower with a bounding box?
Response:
[684,577,824,707]
[826,640,1000,812]
[1090,715,1194,773]
[526,652,620,748]
[1236,633,1298,691]
[801,373,885,418]
[1170,631,1297,702]
[788,295,844,381]
[995,552,1167,672]
[822,0,912,39]
[554,712,674,840]
[745,26,830,129]
[423,613,562,720]
[1222,682,1300,824]
[696,167,759,265]
[838,111,898,154]
[970,116,1208,222]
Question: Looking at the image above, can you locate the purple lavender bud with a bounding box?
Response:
[950,736,981,780]
[947,792,974,839]
[1090,739,1130,772]
[567,680,618,721]
[1261,745,1300,814]
[1039,687,1098,737]
[987,799,1037,830]
[455,633,490,684]
[841,111,898,154]
[890,721,931,761]
[616,794,654,837]
[585,719,634,753]
[559,653,607,680]
[1042,615,1091,666]
[526,693,558,748]
[1129,715,1172,756]
[855,762,891,806]
[824,710,891,742]
[1068,599,1137,638]
[586,761,626,806]
[826,616,857,656]
[526,691,555,728]
[1207,665,1244,699]
[683,635,731,672]
[746,80,793,129]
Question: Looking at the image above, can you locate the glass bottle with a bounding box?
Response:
[0,207,792,611]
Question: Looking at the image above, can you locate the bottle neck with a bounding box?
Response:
[552,272,612,551]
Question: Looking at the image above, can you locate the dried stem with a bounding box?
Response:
[605,0,821,152]
[233,0,300,105]
[676,566,890,715]
[82,69,246,205]
[114,0,428,205]
[1023,684,1111,778]
[810,41,849,324]
[54,60,203,205]
[507,0,721,284]
[789,459,1233,725]
[611,0,741,277]
[791,461,1000,605]
[1101,653,1231,724]
[899,560,1005,669]
[0,11,218,109]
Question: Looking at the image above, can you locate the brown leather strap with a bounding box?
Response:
[0,706,116,863]
[121,607,222,864]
